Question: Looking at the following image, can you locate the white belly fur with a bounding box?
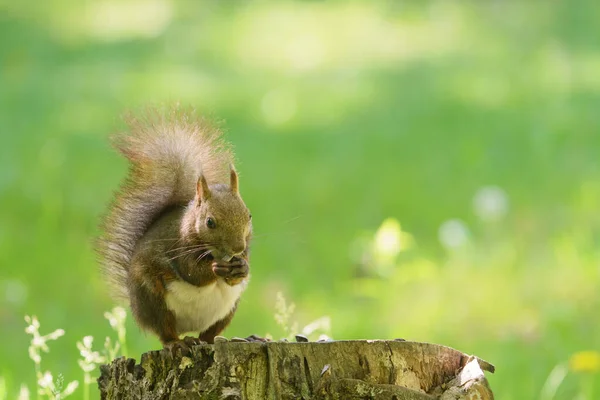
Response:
[165,278,247,335]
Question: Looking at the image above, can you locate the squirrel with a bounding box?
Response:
[96,106,253,350]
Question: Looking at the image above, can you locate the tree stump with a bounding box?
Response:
[98,340,495,399]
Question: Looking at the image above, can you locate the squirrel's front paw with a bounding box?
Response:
[163,336,206,357]
[212,257,249,286]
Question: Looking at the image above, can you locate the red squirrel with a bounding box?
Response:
[96,106,253,351]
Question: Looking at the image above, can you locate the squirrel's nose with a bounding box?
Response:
[221,245,245,261]
[231,245,245,256]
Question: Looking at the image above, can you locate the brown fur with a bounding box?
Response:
[198,303,238,344]
[96,106,252,345]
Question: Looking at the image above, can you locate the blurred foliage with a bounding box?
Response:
[1,0,600,398]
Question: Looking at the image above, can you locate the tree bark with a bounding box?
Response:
[98,340,494,399]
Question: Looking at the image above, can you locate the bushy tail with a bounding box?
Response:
[96,106,234,301]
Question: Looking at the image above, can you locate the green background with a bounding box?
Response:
[1,1,599,398]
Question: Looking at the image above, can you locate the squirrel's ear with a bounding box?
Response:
[196,175,211,202]
[230,165,239,194]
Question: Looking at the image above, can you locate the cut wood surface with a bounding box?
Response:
[98,340,495,399]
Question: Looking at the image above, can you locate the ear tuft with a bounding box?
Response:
[230,164,239,194]
[196,175,211,201]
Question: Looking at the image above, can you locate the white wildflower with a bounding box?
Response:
[274,292,295,335]
[103,337,120,361]
[46,329,65,341]
[104,307,126,330]
[104,306,128,356]
[24,315,78,399]
[77,336,106,374]
[62,381,79,397]
[37,372,53,390]
[28,346,41,365]
[25,316,65,365]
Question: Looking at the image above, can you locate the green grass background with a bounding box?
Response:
[1,1,599,398]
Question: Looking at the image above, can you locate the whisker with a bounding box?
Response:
[166,241,217,252]
[167,248,206,261]
[252,231,299,239]
[144,237,182,244]
[196,250,212,263]
[250,215,302,240]
[166,244,210,254]
[166,241,219,261]
[168,248,200,261]
[280,215,302,224]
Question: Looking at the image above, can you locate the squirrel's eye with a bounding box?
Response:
[206,217,216,229]
[249,213,252,220]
